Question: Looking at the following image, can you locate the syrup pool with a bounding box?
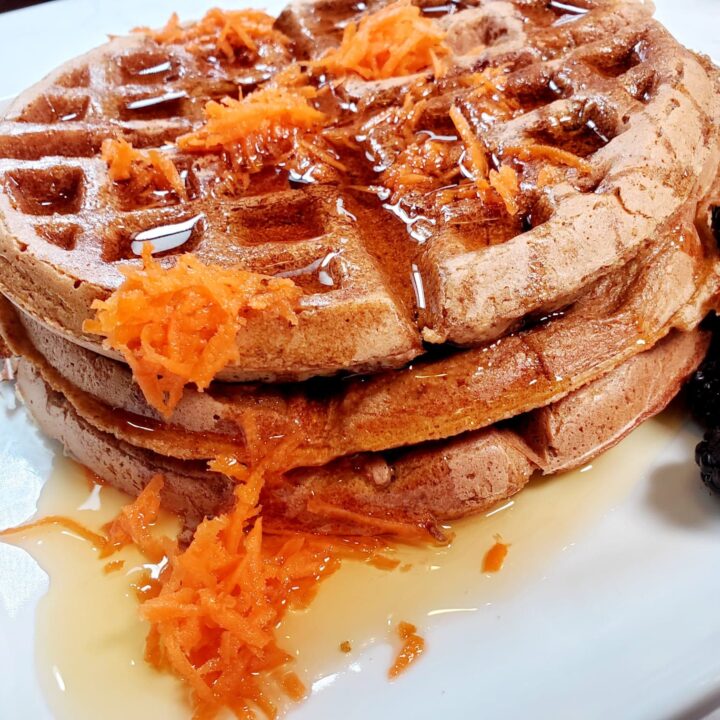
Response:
[0,407,683,720]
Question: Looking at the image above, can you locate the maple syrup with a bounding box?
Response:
[130,213,205,256]
[276,251,342,292]
[122,91,188,119]
[0,408,684,719]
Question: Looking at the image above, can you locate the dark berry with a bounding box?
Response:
[686,358,720,428]
[696,428,720,495]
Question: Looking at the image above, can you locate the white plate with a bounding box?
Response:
[1,2,720,719]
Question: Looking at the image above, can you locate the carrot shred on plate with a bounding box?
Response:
[92,447,400,720]
[136,8,285,60]
[0,514,108,550]
[388,621,425,679]
[318,0,449,80]
[129,457,348,718]
[482,535,509,573]
[103,559,126,574]
[82,244,301,418]
[1,451,408,718]
[102,474,169,562]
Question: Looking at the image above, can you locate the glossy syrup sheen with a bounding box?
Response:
[3,409,682,720]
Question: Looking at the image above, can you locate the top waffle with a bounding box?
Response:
[0,0,718,381]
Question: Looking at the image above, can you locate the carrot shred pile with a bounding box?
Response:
[136,8,284,60]
[95,453,394,719]
[319,0,449,80]
[381,137,461,199]
[482,535,509,573]
[2,452,403,719]
[177,76,326,168]
[83,244,301,418]
[177,85,325,172]
[388,621,425,679]
[375,66,522,213]
[465,67,520,119]
[102,139,187,200]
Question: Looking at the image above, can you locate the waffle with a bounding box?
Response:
[3,201,716,469]
[15,328,706,534]
[0,337,13,382]
[0,0,717,381]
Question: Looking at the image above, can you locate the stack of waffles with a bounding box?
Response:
[1,0,719,536]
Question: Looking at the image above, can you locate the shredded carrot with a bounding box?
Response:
[136,8,285,61]
[305,498,434,541]
[537,165,564,188]
[381,138,460,199]
[83,440,405,720]
[482,535,509,573]
[319,0,449,80]
[0,515,108,550]
[388,621,425,679]
[504,144,593,173]
[102,139,187,200]
[296,139,347,172]
[489,165,520,215]
[136,11,184,43]
[279,672,307,702]
[380,66,523,210]
[450,105,490,192]
[2,438,414,719]
[104,559,126,574]
[102,475,169,562]
[465,67,520,119]
[339,640,352,653]
[134,454,360,719]
[83,244,301,418]
[177,77,326,166]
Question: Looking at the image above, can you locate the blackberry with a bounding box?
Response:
[689,312,720,493]
[696,428,720,495]
[686,312,720,428]
[686,357,720,428]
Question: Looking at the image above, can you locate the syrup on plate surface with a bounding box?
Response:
[1,409,682,720]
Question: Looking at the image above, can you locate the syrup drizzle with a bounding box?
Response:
[125,90,187,112]
[136,61,173,77]
[130,213,204,256]
[276,250,342,290]
[547,0,589,16]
